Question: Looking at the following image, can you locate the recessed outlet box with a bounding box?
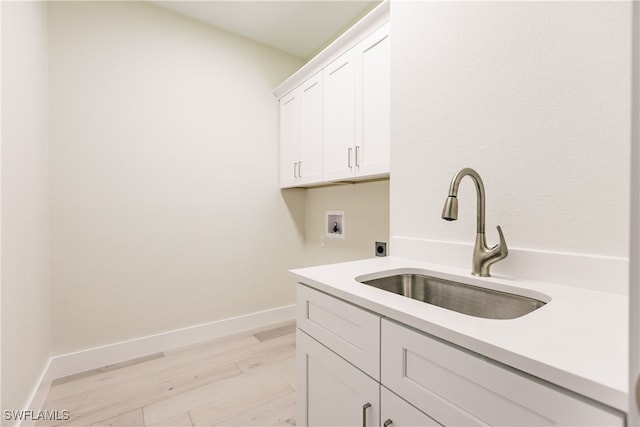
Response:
[326,211,345,239]
[375,241,387,257]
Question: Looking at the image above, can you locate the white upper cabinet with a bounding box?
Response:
[323,50,357,181]
[279,90,303,188]
[279,72,324,188]
[323,22,391,181]
[299,73,324,186]
[355,22,390,178]
[274,2,390,188]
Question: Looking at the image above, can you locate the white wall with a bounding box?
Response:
[303,180,389,266]
[47,1,304,355]
[390,2,631,291]
[1,0,51,415]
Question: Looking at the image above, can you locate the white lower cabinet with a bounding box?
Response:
[381,386,440,427]
[297,329,379,427]
[296,284,380,379]
[296,284,625,427]
[381,319,624,426]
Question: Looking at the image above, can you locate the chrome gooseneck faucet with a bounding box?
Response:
[441,168,508,277]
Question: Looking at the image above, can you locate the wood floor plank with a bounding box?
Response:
[46,334,259,402]
[142,369,291,426]
[163,331,260,357]
[282,362,296,391]
[43,362,241,426]
[45,355,239,410]
[214,391,296,426]
[253,323,296,342]
[244,320,296,339]
[46,334,295,417]
[239,354,296,386]
[39,322,297,427]
[88,408,144,427]
[157,332,294,378]
[188,373,294,426]
[235,344,296,373]
[144,411,192,427]
[53,354,165,387]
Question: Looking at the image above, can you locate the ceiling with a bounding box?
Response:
[151,1,380,60]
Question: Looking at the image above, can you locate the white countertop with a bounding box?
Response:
[290,256,628,413]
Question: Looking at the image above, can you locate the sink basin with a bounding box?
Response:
[358,273,546,319]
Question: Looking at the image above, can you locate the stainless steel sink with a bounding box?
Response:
[359,273,546,319]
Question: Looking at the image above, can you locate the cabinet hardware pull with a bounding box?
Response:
[293,162,298,178]
[299,161,302,177]
[348,148,353,168]
[636,374,640,411]
[383,420,393,427]
[362,403,371,427]
[355,146,361,167]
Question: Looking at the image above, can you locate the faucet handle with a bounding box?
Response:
[493,225,508,256]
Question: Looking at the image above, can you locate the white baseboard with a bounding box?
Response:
[19,304,295,426]
[48,304,296,380]
[391,236,628,295]
[11,359,54,427]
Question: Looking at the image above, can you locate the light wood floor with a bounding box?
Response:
[38,321,297,427]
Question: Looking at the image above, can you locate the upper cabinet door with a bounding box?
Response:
[355,22,390,178]
[323,23,390,183]
[323,50,357,182]
[299,73,324,185]
[280,91,302,188]
[280,72,324,188]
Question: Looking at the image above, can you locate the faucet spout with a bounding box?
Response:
[441,168,508,277]
[442,167,485,233]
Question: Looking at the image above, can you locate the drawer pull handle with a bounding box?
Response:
[293,162,298,178]
[636,374,640,411]
[348,147,353,168]
[362,403,371,427]
[383,420,393,427]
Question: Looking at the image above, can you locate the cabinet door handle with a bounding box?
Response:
[362,403,371,427]
[355,146,361,167]
[348,148,353,168]
[298,161,302,177]
[636,374,640,411]
[293,162,298,178]
[383,420,393,427]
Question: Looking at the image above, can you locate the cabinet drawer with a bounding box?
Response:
[381,320,624,426]
[297,284,380,379]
